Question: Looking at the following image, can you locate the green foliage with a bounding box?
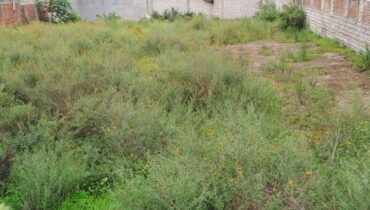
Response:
[295,44,313,62]
[284,44,313,62]
[58,191,113,210]
[256,0,279,22]
[151,8,194,21]
[8,145,88,210]
[96,13,121,21]
[0,16,369,210]
[358,46,370,72]
[113,108,312,209]
[306,111,370,209]
[279,4,306,30]
[49,0,78,23]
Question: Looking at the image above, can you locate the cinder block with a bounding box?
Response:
[303,5,370,52]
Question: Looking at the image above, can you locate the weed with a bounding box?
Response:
[256,0,279,22]
[279,4,306,30]
[0,16,368,210]
[8,145,88,210]
[358,46,370,72]
[96,13,121,21]
[259,45,274,56]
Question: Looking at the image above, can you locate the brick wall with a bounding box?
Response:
[301,0,370,52]
[0,0,37,26]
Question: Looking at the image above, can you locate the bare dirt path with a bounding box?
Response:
[224,41,370,113]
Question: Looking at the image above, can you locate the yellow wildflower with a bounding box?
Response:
[305,170,313,177]
[207,129,216,137]
[288,179,294,187]
[235,165,244,177]
[144,163,151,170]
[175,147,181,155]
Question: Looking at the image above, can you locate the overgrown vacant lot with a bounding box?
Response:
[0,17,369,209]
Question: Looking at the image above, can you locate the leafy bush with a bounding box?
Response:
[49,0,78,23]
[8,145,88,210]
[96,13,121,21]
[58,191,113,210]
[358,46,370,72]
[151,8,194,21]
[113,109,313,209]
[0,14,369,210]
[279,4,306,30]
[256,0,279,22]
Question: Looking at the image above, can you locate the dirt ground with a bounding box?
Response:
[224,41,370,113]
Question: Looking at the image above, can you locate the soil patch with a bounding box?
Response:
[224,41,370,113]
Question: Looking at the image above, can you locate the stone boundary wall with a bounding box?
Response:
[301,0,370,52]
[0,0,38,26]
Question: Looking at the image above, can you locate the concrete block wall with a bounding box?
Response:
[73,0,147,20]
[302,0,370,52]
[151,0,260,19]
[72,0,260,20]
[0,0,37,26]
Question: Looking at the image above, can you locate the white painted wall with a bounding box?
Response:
[71,0,147,20]
[71,0,260,20]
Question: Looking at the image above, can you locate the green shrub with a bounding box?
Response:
[96,13,121,21]
[0,104,38,134]
[151,8,194,21]
[358,46,370,72]
[284,44,313,62]
[256,0,279,22]
[49,0,77,23]
[113,109,313,209]
[279,4,306,30]
[191,15,209,30]
[151,11,162,20]
[157,50,245,110]
[58,191,113,210]
[8,145,88,210]
[0,15,369,210]
[143,32,188,56]
[303,111,370,209]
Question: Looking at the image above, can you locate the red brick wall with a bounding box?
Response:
[364,4,370,24]
[333,0,346,16]
[0,2,38,26]
[0,5,3,24]
[348,0,360,20]
[313,0,322,9]
[22,4,37,21]
[303,0,311,6]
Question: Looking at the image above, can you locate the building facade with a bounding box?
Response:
[0,0,38,26]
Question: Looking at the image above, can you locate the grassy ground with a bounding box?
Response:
[0,16,369,209]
